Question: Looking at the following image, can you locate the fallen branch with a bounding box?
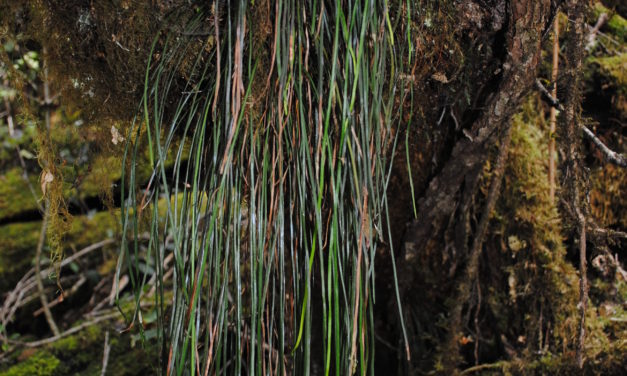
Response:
[22,311,119,348]
[460,361,508,375]
[33,274,86,317]
[0,239,115,333]
[581,126,627,167]
[536,79,626,168]
[586,13,609,52]
[100,331,111,376]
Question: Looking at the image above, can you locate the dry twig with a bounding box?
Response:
[100,331,111,376]
[536,79,626,168]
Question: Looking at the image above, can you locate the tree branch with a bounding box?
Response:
[536,79,626,168]
[581,126,627,167]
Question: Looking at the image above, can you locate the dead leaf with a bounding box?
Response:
[459,335,474,345]
[431,72,449,83]
[41,170,54,196]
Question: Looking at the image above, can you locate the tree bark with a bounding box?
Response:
[401,0,550,281]
[399,0,553,367]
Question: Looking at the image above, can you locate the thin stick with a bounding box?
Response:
[559,3,587,367]
[21,312,119,348]
[575,203,587,368]
[585,13,608,51]
[100,331,111,376]
[536,79,626,168]
[473,277,481,366]
[33,274,86,317]
[460,361,508,375]
[1,239,115,321]
[549,17,559,202]
[581,126,627,167]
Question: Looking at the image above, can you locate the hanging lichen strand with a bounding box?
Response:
[120,1,404,374]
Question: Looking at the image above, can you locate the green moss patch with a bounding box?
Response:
[588,55,627,95]
[1,351,62,376]
[594,2,627,44]
[0,168,41,219]
[0,322,159,376]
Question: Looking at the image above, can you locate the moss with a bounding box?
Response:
[0,168,41,219]
[47,325,118,374]
[50,320,159,375]
[588,55,627,95]
[481,96,627,373]
[436,95,627,374]
[590,164,627,229]
[1,351,62,376]
[594,2,627,43]
[488,97,577,363]
[1,319,159,375]
[1,2,209,122]
[0,221,40,285]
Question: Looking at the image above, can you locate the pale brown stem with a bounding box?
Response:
[549,17,559,203]
[349,187,368,374]
[575,203,587,369]
[100,331,111,376]
[35,54,61,337]
[19,312,119,348]
[35,212,60,337]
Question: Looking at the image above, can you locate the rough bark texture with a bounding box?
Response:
[402,0,550,268]
[398,0,552,369]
